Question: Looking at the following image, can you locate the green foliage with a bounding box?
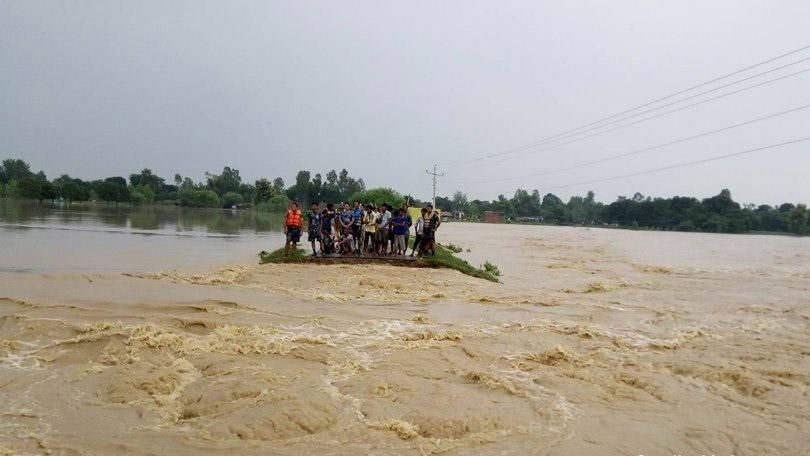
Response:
[1,159,33,183]
[422,245,499,282]
[179,189,220,208]
[206,166,242,196]
[265,194,290,212]
[131,184,155,204]
[129,169,164,195]
[479,260,502,277]
[789,204,808,234]
[96,177,130,204]
[442,242,463,253]
[254,178,273,204]
[260,245,499,282]
[222,191,243,208]
[129,191,147,205]
[259,247,307,263]
[349,187,404,207]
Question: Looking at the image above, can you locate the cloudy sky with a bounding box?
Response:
[2,1,808,205]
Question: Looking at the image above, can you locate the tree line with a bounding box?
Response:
[437,188,808,235]
[1,157,807,235]
[0,158,375,212]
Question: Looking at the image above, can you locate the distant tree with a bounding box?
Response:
[541,193,566,221]
[53,174,90,202]
[254,178,273,203]
[129,169,164,194]
[130,184,155,204]
[179,189,220,208]
[1,159,33,183]
[349,187,405,208]
[272,177,285,195]
[96,177,130,204]
[267,193,290,212]
[205,166,242,196]
[452,191,469,213]
[222,191,243,208]
[789,204,808,234]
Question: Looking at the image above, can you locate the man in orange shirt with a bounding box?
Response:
[284,201,303,256]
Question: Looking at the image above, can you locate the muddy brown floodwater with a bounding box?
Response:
[1,222,809,455]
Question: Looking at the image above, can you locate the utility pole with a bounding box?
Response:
[425,164,444,208]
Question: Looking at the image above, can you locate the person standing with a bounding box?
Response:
[401,203,413,249]
[363,204,376,253]
[352,200,365,254]
[284,201,303,256]
[410,207,427,257]
[339,203,353,237]
[306,202,322,256]
[392,208,408,255]
[422,204,441,256]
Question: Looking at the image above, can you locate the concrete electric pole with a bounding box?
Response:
[425,164,444,208]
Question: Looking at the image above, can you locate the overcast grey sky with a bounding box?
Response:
[2,1,808,205]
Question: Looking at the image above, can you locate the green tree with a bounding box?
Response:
[206,166,242,196]
[96,177,130,204]
[267,193,290,212]
[789,204,808,234]
[254,178,273,203]
[349,187,405,207]
[222,191,243,208]
[272,177,285,195]
[1,159,33,183]
[179,189,220,208]
[129,169,164,194]
[53,174,90,202]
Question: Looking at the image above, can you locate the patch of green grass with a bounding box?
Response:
[259,247,308,264]
[422,245,499,282]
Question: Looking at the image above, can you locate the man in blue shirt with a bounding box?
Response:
[352,201,365,254]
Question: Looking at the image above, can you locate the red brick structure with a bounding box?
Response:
[483,211,504,223]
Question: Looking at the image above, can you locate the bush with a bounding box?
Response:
[267,194,290,212]
[222,191,243,208]
[179,189,220,208]
[129,191,146,205]
[479,261,501,277]
[442,242,463,253]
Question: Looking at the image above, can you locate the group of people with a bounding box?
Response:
[283,200,441,258]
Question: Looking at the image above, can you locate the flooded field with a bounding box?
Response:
[1,209,808,455]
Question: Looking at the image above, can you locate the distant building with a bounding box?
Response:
[483,211,504,223]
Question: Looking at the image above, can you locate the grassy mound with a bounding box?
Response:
[258,245,499,282]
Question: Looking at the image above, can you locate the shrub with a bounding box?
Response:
[179,189,220,208]
[267,194,290,212]
[222,191,243,208]
[129,191,146,205]
[442,242,463,253]
[479,260,501,277]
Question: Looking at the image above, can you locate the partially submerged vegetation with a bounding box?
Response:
[259,245,500,282]
[441,242,463,253]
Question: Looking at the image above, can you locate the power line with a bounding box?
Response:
[455,66,810,169]
[451,44,810,167]
[529,137,810,192]
[461,103,810,184]
[485,56,810,163]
